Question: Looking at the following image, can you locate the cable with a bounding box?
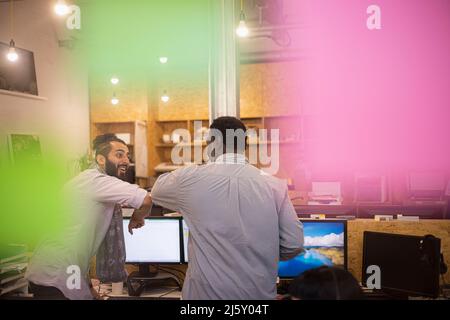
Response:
[158,267,183,281]
[9,0,14,39]
[159,265,186,276]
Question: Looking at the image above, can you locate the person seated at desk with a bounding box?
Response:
[149,116,304,300]
[287,266,363,300]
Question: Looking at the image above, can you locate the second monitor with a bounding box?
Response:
[278,219,348,279]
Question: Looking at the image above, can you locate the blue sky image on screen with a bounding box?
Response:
[278,222,345,278]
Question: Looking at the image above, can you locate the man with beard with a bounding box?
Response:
[26,134,151,299]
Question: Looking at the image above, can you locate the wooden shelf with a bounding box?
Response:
[248,140,301,145]
[155,141,300,147]
[156,141,207,148]
[155,119,208,123]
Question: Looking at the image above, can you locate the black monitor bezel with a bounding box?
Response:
[361,231,441,298]
[180,218,189,264]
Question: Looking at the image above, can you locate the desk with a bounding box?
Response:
[294,203,448,219]
[96,283,181,300]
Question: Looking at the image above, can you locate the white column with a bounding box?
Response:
[208,0,240,123]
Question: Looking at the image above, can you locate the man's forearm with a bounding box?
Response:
[132,193,152,220]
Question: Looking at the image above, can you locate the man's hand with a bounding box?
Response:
[128,193,151,235]
[128,215,145,235]
[91,286,103,300]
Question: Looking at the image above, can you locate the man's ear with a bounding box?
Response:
[96,154,106,167]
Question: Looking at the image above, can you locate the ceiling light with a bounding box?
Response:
[111,93,119,105]
[54,0,70,16]
[6,39,18,62]
[236,0,249,38]
[161,91,170,103]
[111,77,119,85]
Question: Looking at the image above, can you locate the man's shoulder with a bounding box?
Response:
[68,168,127,188]
[69,168,102,183]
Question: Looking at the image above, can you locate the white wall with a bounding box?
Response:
[0,0,89,160]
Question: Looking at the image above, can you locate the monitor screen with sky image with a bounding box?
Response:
[123,217,181,264]
[278,220,347,279]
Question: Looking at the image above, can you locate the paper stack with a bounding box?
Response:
[308,182,343,205]
[0,244,29,297]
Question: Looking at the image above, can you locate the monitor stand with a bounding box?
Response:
[126,265,182,297]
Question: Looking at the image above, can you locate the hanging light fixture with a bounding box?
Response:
[111,76,119,85]
[6,0,18,62]
[54,0,70,16]
[111,93,119,105]
[7,40,18,62]
[236,0,249,38]
[161,90,170,103]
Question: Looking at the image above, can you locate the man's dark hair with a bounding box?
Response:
[92,133,127,158]
[209,116,247,153]
[288,266,363,300]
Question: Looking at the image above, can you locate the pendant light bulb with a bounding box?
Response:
[6,39,18,62]
[55,0,70,16]
[161,91,170,103]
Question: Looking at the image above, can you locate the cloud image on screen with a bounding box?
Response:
[278,222,345,278]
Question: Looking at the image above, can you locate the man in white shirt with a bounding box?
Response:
[26,134,152,299]
[151,116,304,300]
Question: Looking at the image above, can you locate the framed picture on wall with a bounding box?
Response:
[7,134,42,164]
[0,41,38,96]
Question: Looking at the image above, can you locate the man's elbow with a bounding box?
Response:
[279,234,304,261]
[140,193,152,208]
[280,246,305,261]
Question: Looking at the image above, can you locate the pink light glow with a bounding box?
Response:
[284,0,450,174]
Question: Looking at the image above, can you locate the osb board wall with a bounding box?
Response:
[89,75,148,123]
[156,70,209,121]
[89,61,302,123]
[240,64,264,118]
[347,219,450,284]
[261,61,302,117]
[240,61,302,118]
[155,61,302,121]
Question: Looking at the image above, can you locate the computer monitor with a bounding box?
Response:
[278,219,347,279]
[182,219,189,263]
[362,231,441,298]
[123,217,181,264]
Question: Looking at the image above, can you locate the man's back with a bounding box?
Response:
[151,155,303,300]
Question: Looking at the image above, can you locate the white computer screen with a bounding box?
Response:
[182,219,189,262]
[123,218,181,263]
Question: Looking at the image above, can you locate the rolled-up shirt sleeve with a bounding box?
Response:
[151,170,181,212]
[88,173,148,209]
[278,188,304,261]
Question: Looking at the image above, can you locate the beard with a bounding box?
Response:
[105,158,128,180]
